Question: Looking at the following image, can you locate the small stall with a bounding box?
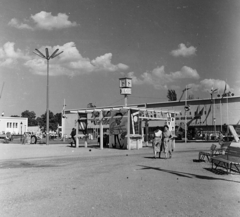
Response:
[69,106,179,150]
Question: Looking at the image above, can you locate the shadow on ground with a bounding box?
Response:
[0,161,57,169]
[138,165,240,183]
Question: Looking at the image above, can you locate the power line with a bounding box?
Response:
[130,95,167,100]
[106,97,124,107]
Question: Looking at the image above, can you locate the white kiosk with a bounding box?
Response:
[69,106,179,150]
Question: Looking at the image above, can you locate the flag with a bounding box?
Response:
[199,107,204,116]
[203,105,211,123]
[223,83,227,94]
[195,105,200,124]
[222,83,227,98]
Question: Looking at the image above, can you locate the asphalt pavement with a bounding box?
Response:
[0,142,240,217]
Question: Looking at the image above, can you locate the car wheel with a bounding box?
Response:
[31,135,37,144]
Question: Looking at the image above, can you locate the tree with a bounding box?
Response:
[54,113,62,126]
[21,110,38,126]
[37,111,58,131]
[167,90,177,101]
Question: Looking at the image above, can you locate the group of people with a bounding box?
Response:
[152,125,175,159]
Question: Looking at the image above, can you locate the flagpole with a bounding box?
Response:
[220,98,222,132]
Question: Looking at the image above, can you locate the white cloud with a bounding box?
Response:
[127,66,199,89]
[200,79,230,92]
[0,42,29,67]
[91,53,129,72]
[186,79,234,96]
[31,11,77,30]
[8,11,78,31]
[8,18,33,30]
[24,42,129,76]
[171,43,196,57]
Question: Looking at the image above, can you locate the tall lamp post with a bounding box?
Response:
[34,48,63,145]
[182,86,190,143]
[218,89,234,140]
[210,88,218,139]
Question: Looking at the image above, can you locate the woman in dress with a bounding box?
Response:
[152,126,162,159]
[162,125,173,159]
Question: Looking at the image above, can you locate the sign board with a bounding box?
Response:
[228,125,240,142]
[78,113,88,134]
[120,88,132,95]
[119,78,132,88]
[131,110,141,135]
[109,109,128,148]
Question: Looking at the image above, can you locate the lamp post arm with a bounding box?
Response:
[51,51,64,59]
[35,49,46,58]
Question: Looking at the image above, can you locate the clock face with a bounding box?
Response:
[126,79,132,87]
[120,80,126,87]
[119,78,132,87]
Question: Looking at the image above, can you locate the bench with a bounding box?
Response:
[218,140,231,153]
[211,146,240,174]
[199,144,223,162]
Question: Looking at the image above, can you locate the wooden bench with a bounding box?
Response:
[199,144,223,162]
[218,140,231,153]
[211,146,240,174]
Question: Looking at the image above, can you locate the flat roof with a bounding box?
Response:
[0,117,28,120]
[65,106,180,114]
[64,95,240,113]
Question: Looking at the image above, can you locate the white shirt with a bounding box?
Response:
[155,130,162,137]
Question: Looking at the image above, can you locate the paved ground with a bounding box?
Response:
[0,142,240,217]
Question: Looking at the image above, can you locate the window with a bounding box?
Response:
[16,123,18,128]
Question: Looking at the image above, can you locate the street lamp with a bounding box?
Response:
[33,48,63,145]
[210,87,218,139]
[183,86,190,143]
[218,89,234,140]
[20,122,23,141]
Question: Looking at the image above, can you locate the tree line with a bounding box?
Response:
[11,110,62,131]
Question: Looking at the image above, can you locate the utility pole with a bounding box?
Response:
[62,99,66,141]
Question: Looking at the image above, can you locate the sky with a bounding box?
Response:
[1,0,240,116]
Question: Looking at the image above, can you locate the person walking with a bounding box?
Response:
[162,125,173,159]
[152,126,162,159]
[71,128,76,147]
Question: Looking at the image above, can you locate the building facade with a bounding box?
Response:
[138,96,240,133]
[62,96,240,138]
[0,117,28,135]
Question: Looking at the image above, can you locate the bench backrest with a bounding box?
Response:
[225,146,240,158]
[218,140,231,149]
[210,144,217,152]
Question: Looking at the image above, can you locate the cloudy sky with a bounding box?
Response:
[1,0,240,116]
